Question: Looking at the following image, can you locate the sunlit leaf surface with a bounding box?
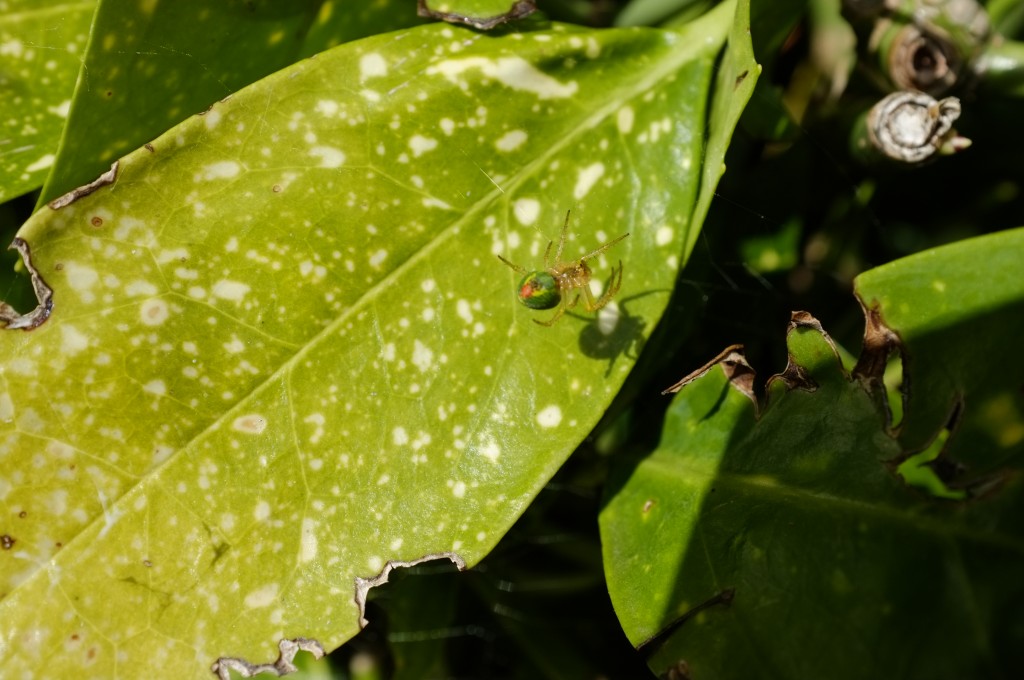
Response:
[0,8,743,676]
[38,0,425,207]
[0,0,95,201]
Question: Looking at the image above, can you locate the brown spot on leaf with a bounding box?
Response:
[18,511,26,518]
[735,69,750,88]
[272,184,282,193]
[90,216,103,227]
[1,535,14,550]
[144,143,155,152]
[642,499,655,513]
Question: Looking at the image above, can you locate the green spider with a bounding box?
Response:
[497,211,629,326]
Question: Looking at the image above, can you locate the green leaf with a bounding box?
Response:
[615,0,713,28]
[600,232,1024,677]
[418,0,537,30]
[0,9,746,676]
[854,227,1024,484]
[685,0,757,257]
[37,0,425,207]
[0,0,96,202]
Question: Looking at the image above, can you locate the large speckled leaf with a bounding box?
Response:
[0,5,747,676]
[0,0,96,202]
[601,234,1024,677]
[37,0,425,207]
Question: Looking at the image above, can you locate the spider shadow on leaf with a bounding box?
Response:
[576,291,663,378]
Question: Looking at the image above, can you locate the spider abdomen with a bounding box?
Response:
[516,271,560,310]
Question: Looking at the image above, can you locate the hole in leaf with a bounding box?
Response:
[883,345,904,429]
[897,425,967,501]
[0,194,39,315]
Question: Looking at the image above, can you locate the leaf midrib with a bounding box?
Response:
[642,454,1024,555]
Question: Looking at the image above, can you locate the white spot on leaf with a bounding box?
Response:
[204,109,222,130]
[60,325,89,356]
[480,439,500,463]
[598,302,620,335]
[126,280,158,297]
[656,225,673,246]
[309,145,346,168]
[359,53,388,81]
[495,130,527,152]
[574,162,605,200]
[409,135,438,157]
[617,106,634,134]
[212,280,249,302]
[513,198,540,226]
[456,300,473,324]
[244,583,279,608]
[233,414,267,435]
[300,518,318,563]
[427,57,578,99]
[536,405,562,428]
[195,160,241,181]
[315,99,339,116]
[25,154,55,173]
[412,340,433,372]
[143,380,166,396]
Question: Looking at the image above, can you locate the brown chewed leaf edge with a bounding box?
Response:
[212,638,325,680]
[603,299,1024,678]
[0,239,53,331]
[661,344,753,398]
[661,312,841,412]
[353,552,466,629]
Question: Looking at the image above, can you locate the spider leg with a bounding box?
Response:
[496,254,528,274]
[585,261,624,312]
[543,240,554,269]
[580,232,629,262]
[581,283,599,312]
[534,296,569,326]
[553,210,571,264]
